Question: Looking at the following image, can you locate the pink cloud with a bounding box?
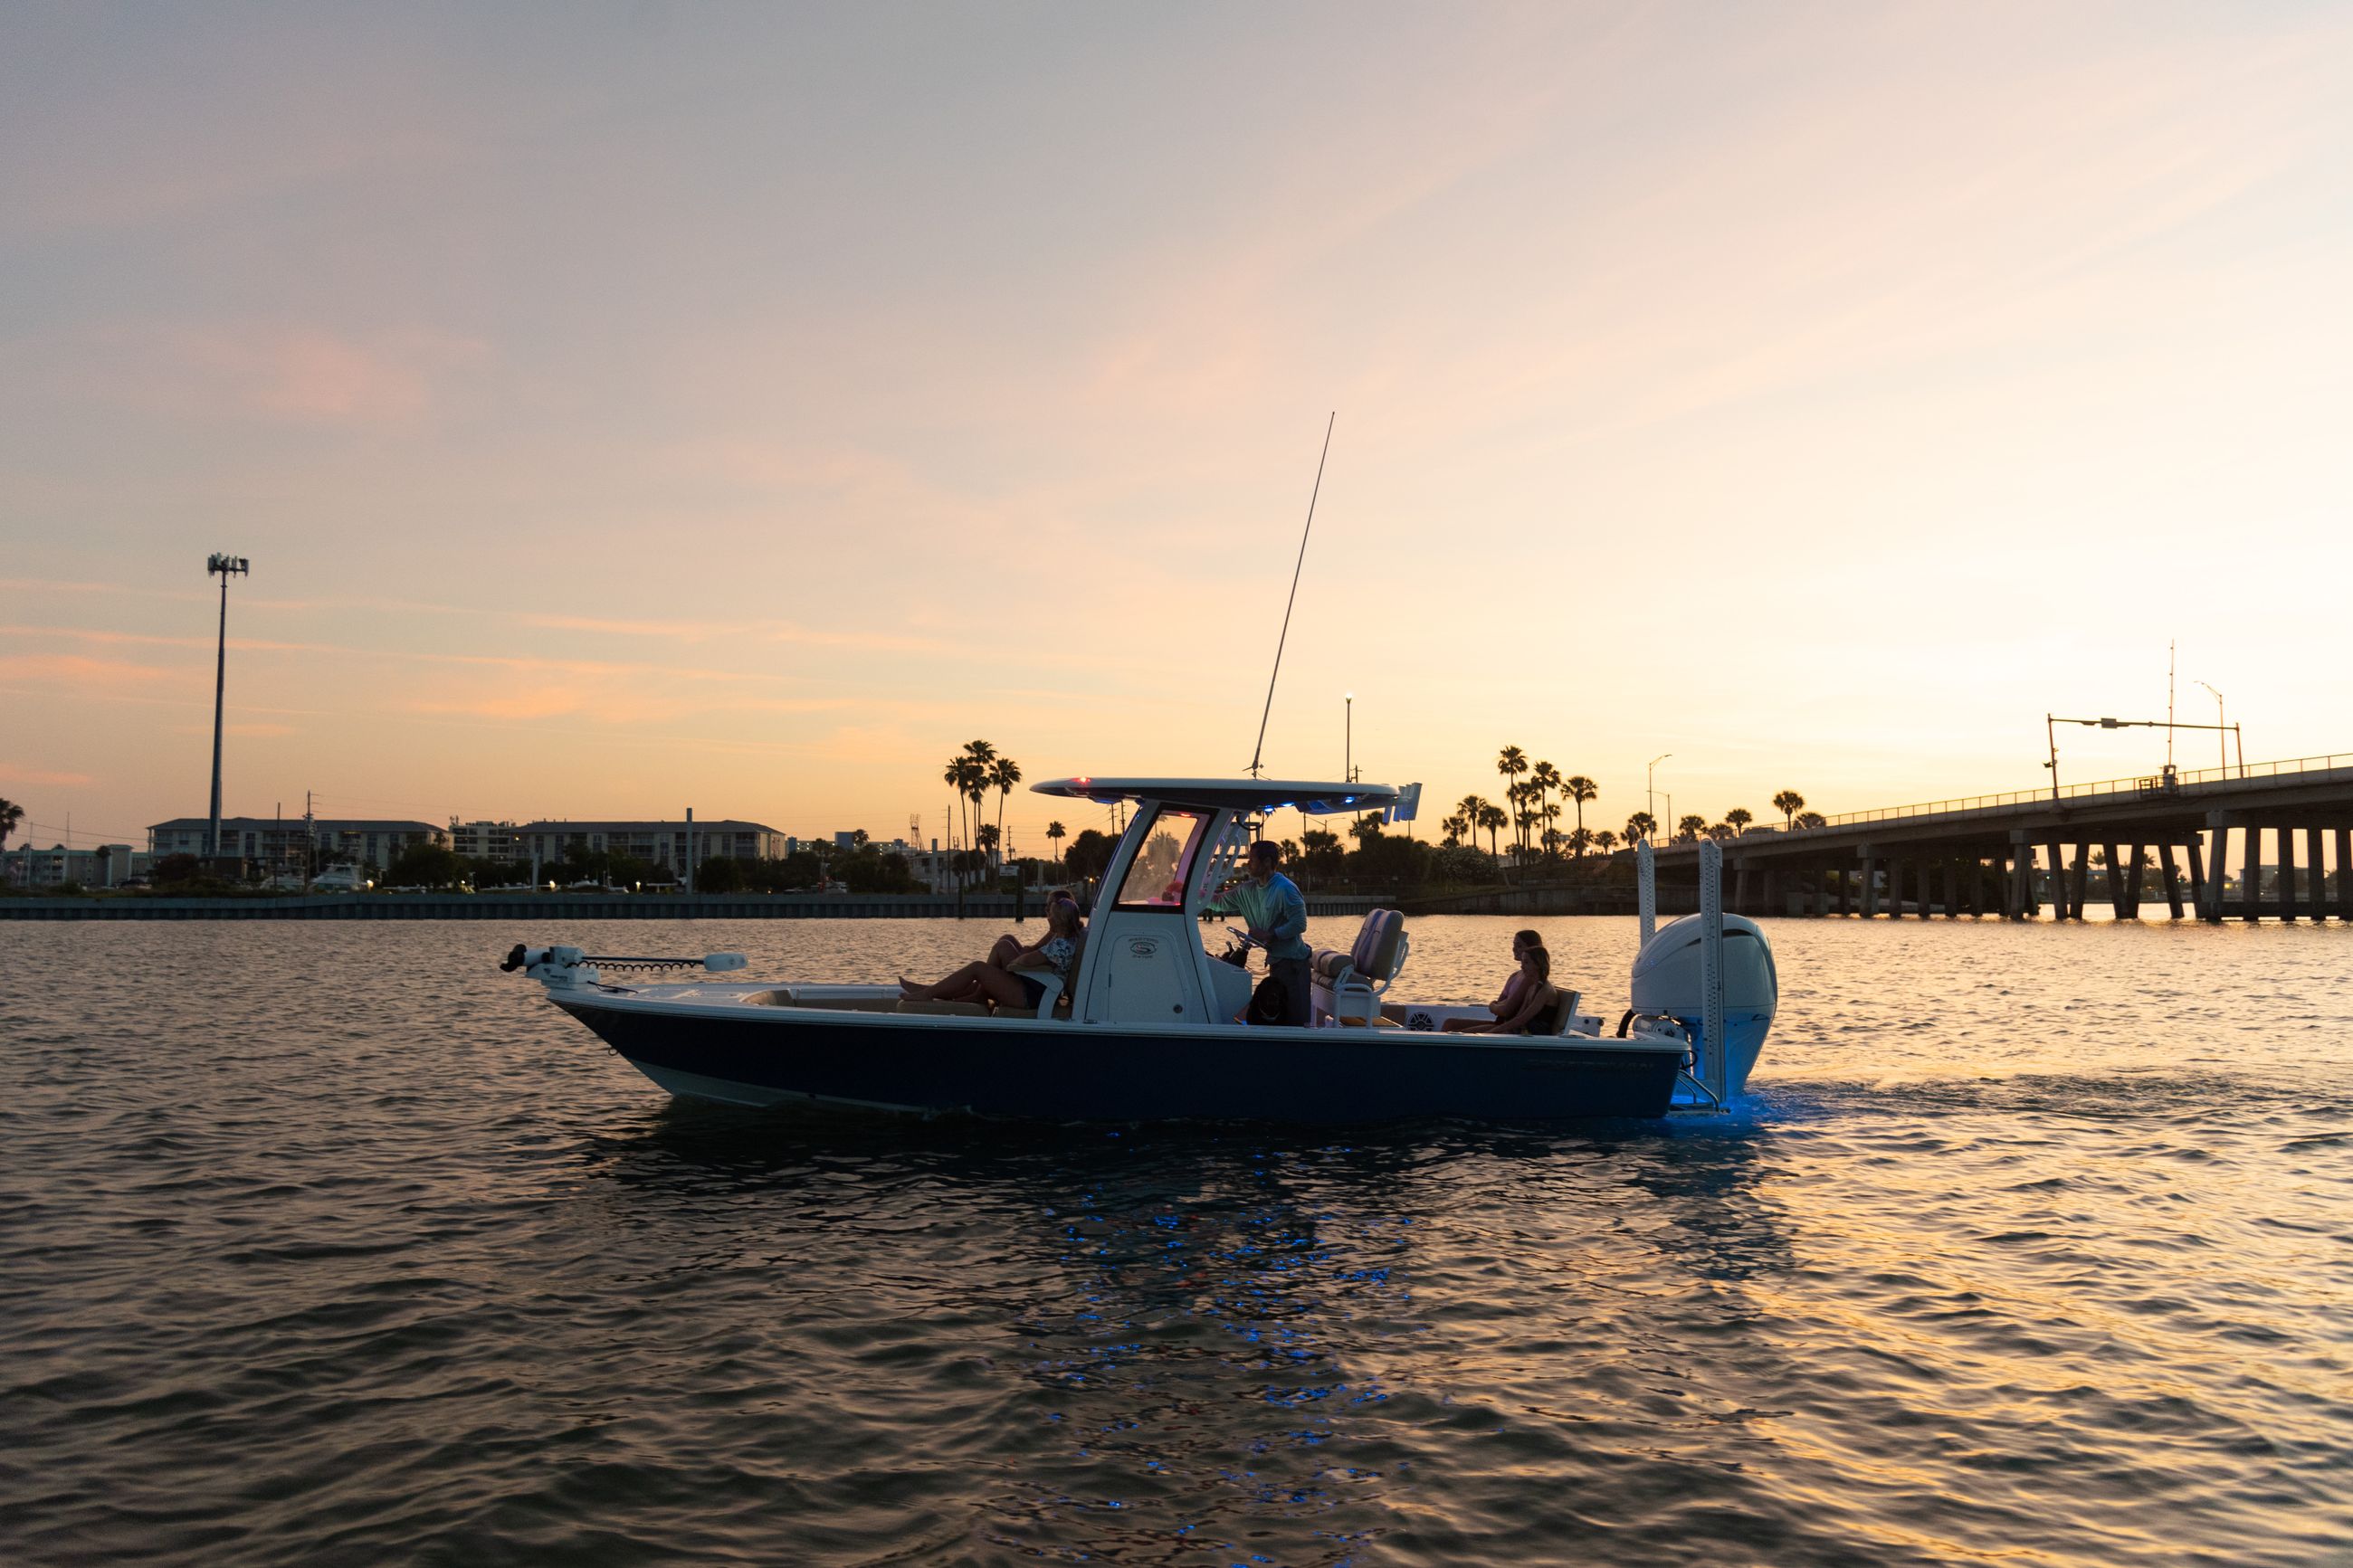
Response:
[0,762,96,787]
[67,323,490,427]
[0,652,184,688]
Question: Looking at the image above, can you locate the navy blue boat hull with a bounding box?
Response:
[555,997,1686,1122]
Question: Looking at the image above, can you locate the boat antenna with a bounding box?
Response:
[1247,412,1335,778]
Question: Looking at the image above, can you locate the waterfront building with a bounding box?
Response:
[5,843,147,889]
[512,819,786,872]
[148,817,445,873]
[449,819,525,861]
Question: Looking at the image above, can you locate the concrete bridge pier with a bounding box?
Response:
[2339,828,2352,920]
[2281,827,2301,922]
[2243,822,2261,925]
[2203,817,2233,922]
[2311,827,2329,920]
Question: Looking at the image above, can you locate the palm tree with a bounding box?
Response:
[1565,774,1597,852]
[1795,810,1826,831]
[961,742,996,843]
[0,797,20,851]
[1624,810,1656,844]
[1456,794,1486,841]
[1045,820,1066,870]
[1530,761,1561,856]
[1496,746,1529,856]
[1477,802,1508,862]
[1772,790,1805,830]
[851,827,870,848]
[990,755,1022,860]
[1439,813,1466,847]
[1725,807,1754,835]
[975,822,1001,876]
[941,755,967,855]
[1593,829,1618,855]
[1568,826,1594,858]
[1676,813,1707,843]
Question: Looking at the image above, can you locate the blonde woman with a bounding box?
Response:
[901,898,1083,1012]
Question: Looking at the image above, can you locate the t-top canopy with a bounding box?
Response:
[1031,777,1399,815]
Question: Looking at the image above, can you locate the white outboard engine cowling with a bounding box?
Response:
[1628,914,1777,1094]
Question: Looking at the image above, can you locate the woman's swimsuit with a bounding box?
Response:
[1016,934,1079,1009]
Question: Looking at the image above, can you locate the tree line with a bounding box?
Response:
[1432,749,1824,870]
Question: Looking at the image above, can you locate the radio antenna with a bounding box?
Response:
[1247,412,1335,778]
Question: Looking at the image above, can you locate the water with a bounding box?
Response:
[4,915,2349,1566]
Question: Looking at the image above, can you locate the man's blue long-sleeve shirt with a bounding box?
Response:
[1224,871,1310,961]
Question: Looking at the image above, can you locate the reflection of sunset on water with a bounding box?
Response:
[7,917,2344,1563]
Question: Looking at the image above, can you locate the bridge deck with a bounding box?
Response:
[1645,753,2353,923]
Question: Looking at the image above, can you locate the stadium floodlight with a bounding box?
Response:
[205,554,250,856]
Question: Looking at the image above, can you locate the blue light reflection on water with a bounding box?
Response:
[1,916,2348,1567]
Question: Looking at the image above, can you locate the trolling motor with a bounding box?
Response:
[500,945,748,989]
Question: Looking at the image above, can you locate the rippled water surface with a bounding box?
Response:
[5,915,2350,1566]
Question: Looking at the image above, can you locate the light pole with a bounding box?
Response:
[1344,693,1354,783]
[2195,681,2225,773]
[205,553,249,858]
[1646,754,1671,841]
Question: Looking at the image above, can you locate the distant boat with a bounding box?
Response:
[503,776,1777,1123]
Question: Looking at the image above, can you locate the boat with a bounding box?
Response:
[501,776,1777,1122]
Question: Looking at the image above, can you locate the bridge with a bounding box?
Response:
[1647,752,2353,922]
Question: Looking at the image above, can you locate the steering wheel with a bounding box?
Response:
[1224,925,1262,950]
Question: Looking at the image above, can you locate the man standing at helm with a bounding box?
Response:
[1225,839,1311,1026]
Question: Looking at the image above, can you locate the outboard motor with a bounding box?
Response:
[1627,914,1777,1094]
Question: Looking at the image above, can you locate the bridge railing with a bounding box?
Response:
[1650,751,2353,846]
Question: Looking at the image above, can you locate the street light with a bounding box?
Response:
[205,553,250,858]
[1344,693,1354,784]
[1646,754,1672,841]
[2195,681,2227,773]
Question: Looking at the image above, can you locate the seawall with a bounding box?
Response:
[0,892,1389,921]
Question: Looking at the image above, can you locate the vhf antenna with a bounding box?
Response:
[1247,412,1336,778]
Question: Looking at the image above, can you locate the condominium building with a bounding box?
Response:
[5,844,147,889]
[449,820,526,861]
[148,817,444,872]
[510,820,786,871]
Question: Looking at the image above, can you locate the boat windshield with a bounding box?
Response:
[1113,807,1209,910]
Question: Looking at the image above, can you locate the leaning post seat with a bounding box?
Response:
[1310,908,1409,1025]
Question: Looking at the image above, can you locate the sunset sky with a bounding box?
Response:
[5,4,2350,856]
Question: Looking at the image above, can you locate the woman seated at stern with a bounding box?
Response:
[1443,943,1559,1033]
[900,898,1083,1012]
